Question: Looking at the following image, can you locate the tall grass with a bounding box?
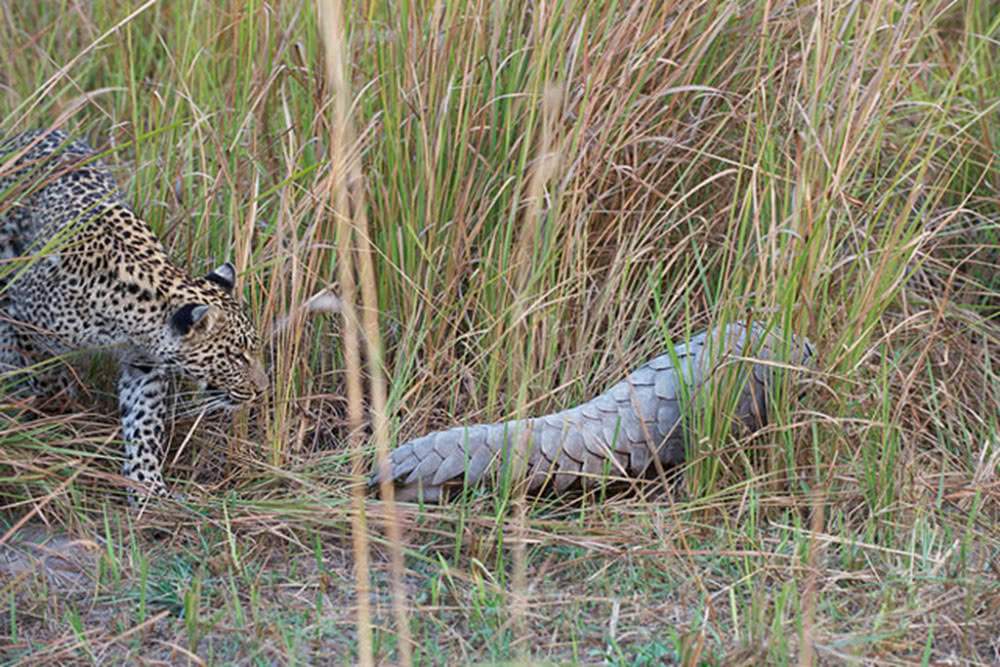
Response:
[1,0,997,663]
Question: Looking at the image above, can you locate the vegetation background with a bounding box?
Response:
[1,0,997,664]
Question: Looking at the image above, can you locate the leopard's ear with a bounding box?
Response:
[171,303,220,336]
[205,262,236,292]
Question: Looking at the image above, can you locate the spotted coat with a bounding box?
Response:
[0,129,266,500]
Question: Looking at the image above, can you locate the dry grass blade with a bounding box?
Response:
[508,81,564,656]
[332,12,415,667]
[316,0,374,664]
[353,118,415,667]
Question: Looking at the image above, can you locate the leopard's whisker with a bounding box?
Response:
[169,390,211,400]
[171,397,232,419]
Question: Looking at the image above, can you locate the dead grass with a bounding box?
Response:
[1,0,998,664]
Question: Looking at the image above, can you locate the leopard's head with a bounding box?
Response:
[160,262,267,409]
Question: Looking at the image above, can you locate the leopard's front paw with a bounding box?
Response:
[125,475,178,508]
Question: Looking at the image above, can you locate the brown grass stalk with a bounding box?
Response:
[508,80,563,656]
[349,48,416,667]
[316,0,374,664]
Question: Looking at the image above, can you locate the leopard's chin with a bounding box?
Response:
[204,386,257,411]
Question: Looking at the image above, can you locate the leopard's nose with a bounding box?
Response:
[250,360,268,393]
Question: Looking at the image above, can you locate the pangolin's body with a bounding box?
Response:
[371,322,814,502]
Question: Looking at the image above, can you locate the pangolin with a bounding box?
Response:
[370,322,814,502]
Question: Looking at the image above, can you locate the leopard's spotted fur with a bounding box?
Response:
[0,129,266,500]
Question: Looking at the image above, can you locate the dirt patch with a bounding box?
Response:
[0,524,101,590]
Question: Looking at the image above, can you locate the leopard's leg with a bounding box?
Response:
[1,212,34,395]
[0,320,76,402]
[118,361,171,501]
[0,309,44,399]
[0,311,29,399]
[30,362,77,401]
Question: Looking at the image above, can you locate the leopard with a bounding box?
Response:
[0,128,267,501]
